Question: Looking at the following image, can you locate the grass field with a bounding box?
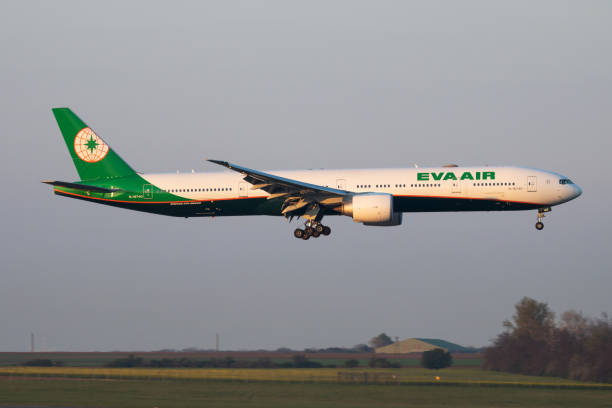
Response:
[0,367,612,390]
[1,361,609,407]
[1,378,611,408]
[0,366,610,388]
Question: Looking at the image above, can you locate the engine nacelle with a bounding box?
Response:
[363,211,402,226]
[341,193,401,226]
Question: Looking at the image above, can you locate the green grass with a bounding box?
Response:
[0,378,610,408]
[2,366,608,388]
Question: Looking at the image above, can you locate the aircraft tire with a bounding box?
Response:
[535,222,544,230]
[294,228,304,238]
[322,226,331,236]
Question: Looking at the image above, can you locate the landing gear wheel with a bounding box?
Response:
[312,230,321,238]
[302,232,311,240]
[322,226,331,236]
[315,224,324,233]
[535,207,550,231]
[304,227,314,235]
[294,228,304,239]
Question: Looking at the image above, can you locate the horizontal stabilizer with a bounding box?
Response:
[42,180,121,194]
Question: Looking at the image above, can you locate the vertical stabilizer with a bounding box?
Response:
[52,108,136,181]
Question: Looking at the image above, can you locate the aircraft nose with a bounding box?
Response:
[571,184,582,200]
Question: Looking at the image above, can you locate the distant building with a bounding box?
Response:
[375,338,471,354]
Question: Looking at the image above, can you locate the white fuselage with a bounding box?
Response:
[144,166,581,208]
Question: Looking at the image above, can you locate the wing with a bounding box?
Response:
[207,160,348,218]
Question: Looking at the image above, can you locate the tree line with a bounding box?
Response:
[104,354,408,369]
[105,354,341,369]
[483,297,612,383]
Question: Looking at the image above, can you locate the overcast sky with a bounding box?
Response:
[1,1,611,351]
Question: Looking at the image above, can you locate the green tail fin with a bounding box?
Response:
[52,108,136,181]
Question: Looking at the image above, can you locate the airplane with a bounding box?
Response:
[44,108,582,240]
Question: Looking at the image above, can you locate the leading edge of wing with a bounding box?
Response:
[207,160,348,197]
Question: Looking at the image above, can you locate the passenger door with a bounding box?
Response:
[239,182,249,197]
[451,180,461,193]
[527,176,537,192]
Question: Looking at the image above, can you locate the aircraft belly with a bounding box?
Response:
[393,196,540,212]
[57,188,545,219]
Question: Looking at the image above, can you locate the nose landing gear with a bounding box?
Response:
[535,207,551,230]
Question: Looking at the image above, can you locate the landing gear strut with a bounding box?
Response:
[289,203,332,240]
[293,221,331,240]
[535,207,551,231]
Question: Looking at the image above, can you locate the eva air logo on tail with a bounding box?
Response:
[74,127,109,163]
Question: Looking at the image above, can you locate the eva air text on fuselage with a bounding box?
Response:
[417,171,495,181]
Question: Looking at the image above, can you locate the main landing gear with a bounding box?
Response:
[293,222,331,240]
[535,207,551,230]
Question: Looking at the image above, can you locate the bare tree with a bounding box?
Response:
[560,310,589,336]
[506,297,555,342]
[485,298,612,383]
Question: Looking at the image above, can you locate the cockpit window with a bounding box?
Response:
[559,179,574,185]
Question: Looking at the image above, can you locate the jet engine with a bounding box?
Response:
[363,211,402,226]
[341,193,402,226]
